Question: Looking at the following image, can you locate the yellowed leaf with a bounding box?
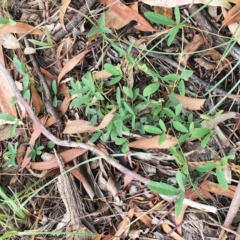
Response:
[113,217,130,240]
[133,205,152,228]
[128,135,177,149]
[57,50,89,84]
[178,34,205,66]
[63,107,116,134]
[0,34,20,49]
[0,22,43,34]
[59,0,71,30]
[174,93,206,110]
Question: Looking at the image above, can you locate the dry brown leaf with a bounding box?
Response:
[30,148,87,170]
[222,7,240,44]
[63,107,116,134]
[113,216,130,240]
[133,205,152,228]
[0,22,43,34]
[57,50,89,84]
[222,2,240,26]
[154,6,173,18]
[0,34,20,49]
[0,65,17,117]
[105,2,138,30]
[194,58,216,70]
[0,125,25,141]
[30,83,43,116]
[128,135,177,149]
[174,93,206,110]
[200,180,235,198]
[59,0,71,30]
[161,223,184,240]
[178,34,205,67]
[100,0,156,32]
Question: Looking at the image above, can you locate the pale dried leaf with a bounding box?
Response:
[106,176,118,196]
[0,65,17,117]
[139,0,231,9]
[194,58,216,70]
[113,217,130,240]
[24,47,36,54]
[59,0,71,30]
[174,93,206,110]
[0,34,20,49]
[154,6,173,18]
[178,34,205,66]
[161,223,184,240]
[93,70,112,80]
[57,50,89,83]
[0,22,43,34]
[128,135,177,149]
[133,205,152,228]
[63,107,116,134]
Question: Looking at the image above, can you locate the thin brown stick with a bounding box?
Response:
[23,38,64,132]
[0,62,149,185]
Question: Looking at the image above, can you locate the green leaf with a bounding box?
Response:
[181,69,193,79]
[158,132,166,145]
[169,146,185,165]
[52,95,57,107]
[104,63,119,75]
[102,27,112,34]
[174,6,181,24]
[195,162,215,173]
[167,25,179,46]
[173,121,188,133]
[163,74,181,81]
[110,75,122,85]
[9,121,19,137]
[0,17,11,25]
[0,113,16,122]
[28,39,52,47]
[98,13,105,28]
[144,12,175,25]
[178,132,190,144]
[201,133,210,147]
[159,119,166,132]
[189,122,194,134]
[13,56,25,74]
[87,26,101,37]
[143,83,160,96]
[216,168,228,190]
[23,90,30,100]
[52,80,57,95]
[123,86,133,99]
[121,141,129,153]
[175,192,184,216]
[178,79,185,96]
[175,104,182,116]
[192,128,209,138]
[94,92,104,100]
[123,101,134,114]
[111,42,127,56]
[176,170,185,192]
[147,181,179,196]
[47,141,55,148]
[116,87,121,107]
[115,138,127,145]
[163,108,176,117]
[144,125,162,134]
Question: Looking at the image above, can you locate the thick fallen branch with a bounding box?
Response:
[0,62,149,185]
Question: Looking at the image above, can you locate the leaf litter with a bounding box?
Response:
[1,1,240,239]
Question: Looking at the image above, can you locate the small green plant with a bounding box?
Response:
[28,143,44,160]
[2,142,18,167]
[0,113,22,137]
[12,56,31,101]
[51,80,58,107]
